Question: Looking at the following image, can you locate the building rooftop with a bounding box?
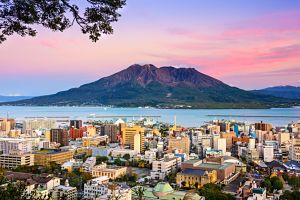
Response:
[33,149,69,155]
[183,159,201,164]
[199,162,232,170]
[181,169,207,176]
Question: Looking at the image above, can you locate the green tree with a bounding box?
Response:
[132,186,145,200]
[96,156,109,165]
[280,190,300,200]
[123,153,131,160]
[0,0,126,43]
[271,176,283,191]
[262,178,272,192]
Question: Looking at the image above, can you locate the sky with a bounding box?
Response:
[1,0,300,96]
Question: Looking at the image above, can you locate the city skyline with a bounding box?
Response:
[1,0,300,96]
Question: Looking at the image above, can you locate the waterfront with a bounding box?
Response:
[0,106,299,127]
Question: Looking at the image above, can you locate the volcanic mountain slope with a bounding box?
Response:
[3,64,299,108]
[252,85,300,100]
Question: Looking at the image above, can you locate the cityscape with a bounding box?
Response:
[1,0,300,200]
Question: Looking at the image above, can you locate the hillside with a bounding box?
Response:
[2,64,299,108]
[252,86,300,99]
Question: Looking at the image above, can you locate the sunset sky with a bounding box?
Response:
[1,0,300,96]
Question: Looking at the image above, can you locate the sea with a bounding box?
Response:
[0,106,299,127]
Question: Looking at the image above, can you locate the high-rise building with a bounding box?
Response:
[100,124,119,143]
[70,120,82,129]
[220,132,236,151]
[50,129,69,146]
[289,138,300,162]
[279,132,290,145]
[168,136,190,154]
[0,138,32,154]
[69,127,84,140]
[255,122,272,131]
[0,118,15,132]
[263,146,274,163]
[23,119,56,131]
[121,126,145,153]
[215,138,226,154]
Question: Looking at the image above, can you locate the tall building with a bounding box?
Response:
[255,122,272,131]
[50,129,69,146]
[215,138,226,154]
[0,118,15,132]
[289,138,300,162]
[100,124,119,143]
[279,132,290,145]
[168,136,190,154]
[70,120,82,129]
[218,122,230,132]
[69,127,84,140]
[263,146,274,163]
[220,132,236,151]
[0,138,32,154]
[121,126,145,153]
[23,119,56,131]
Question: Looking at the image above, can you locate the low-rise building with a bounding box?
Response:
[176,168,217,188]
[81,156,96,172]
[92,163,127,180]
[84,176,109,199]
[33,149,73,166]
[151,154,181,180]
[0,150,34,169]
[51,183,77,200]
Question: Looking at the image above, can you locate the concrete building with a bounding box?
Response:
[0,137,32,154]
[70,120,82,129]
[289,138,300,162]
[50,129,69,146]
[279,132,290,145]
[255,122,272,131]
[263,146,274,163]
[0,150,34,169]
[100,124,119,143]
[52,183,77,200]
[181,157,236,183]
[121,126,145,153]
[144,149,157,164]
[33,149,73,166]
[215,138,226,155]
[84,176,109,199]
[111,149,137,159]
[168,136,190,154]
[81,156,96,172]
[176,168,217,188]
[23,119,56,131]
[92,163,127,180]
[220,131,236,151]
[151,154,181,180]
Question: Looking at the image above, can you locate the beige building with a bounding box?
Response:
[151,154,181,180]
[279,132,290,145]
[0,150,34,169]
[289,138,300,162]
[92,163,127,180]
[121,126,145,153]
[168,136,190,154]
[33,149,73,166]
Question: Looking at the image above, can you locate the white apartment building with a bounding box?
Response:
[51,184,77,200]
[84,176,109,199]
[0,150,34,169]
[0,138,32,154]
[263,146,274,163]
[151,154,181,180]
[144,149,157,164]
[82,156,96,172]
[23,119,56,131]
[110,149,137,158]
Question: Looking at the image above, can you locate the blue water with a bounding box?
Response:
[0,106,299,127]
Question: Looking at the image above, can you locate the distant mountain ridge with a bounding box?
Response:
[252,85,300,99]
[0,96,32,102]
[1,64,299,108]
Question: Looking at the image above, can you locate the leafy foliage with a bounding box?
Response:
[96,155,109,165]
[0,0,126,43]
[280,190,300,200]
[199,183,235,200]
